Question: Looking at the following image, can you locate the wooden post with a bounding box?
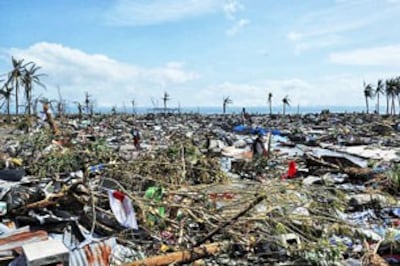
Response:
[122,242,229,266]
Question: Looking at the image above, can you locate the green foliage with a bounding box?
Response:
[18,131,115,178]
[386,163,400,193]
[301,239,345,266]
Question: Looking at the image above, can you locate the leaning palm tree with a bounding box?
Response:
[267,92,273,115]
[363,82,374,114]
[282,95,290,115]
[375,79,384,114]
[222,96,232,114]
[22,63,46,115]
[5,57,31,115]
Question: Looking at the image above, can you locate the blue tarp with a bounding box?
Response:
[233,125,280,136]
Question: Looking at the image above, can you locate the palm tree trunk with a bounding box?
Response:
[283,105,286,116]
[269,103,272,115]
[397,95,400,115]
[387,95,390,115]
[377,94,380,114]
[15,79,19,115]
[391,97,396,115]
[365,96,369,114]
[223,104,226,114]
[27,86,32,116]
[7,97,10,123]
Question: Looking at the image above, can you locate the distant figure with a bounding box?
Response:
[132,128,141,150]
[241,107,252,124]
[252,134,267,157]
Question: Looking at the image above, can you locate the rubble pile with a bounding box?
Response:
[0,112,400,265]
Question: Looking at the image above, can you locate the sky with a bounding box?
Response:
[1,0,400,109]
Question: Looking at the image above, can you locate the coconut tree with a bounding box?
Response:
[385,79,397,115]
[363,82,374,114]
[5,57,31,115]
[22,63,46,115]
[396,77,400,115]
[282,95,290,115]
[73,101,83,121]
[0,85,13,122]
[131,99,136,114]
[267,92,273,115]
[375,79,384,114]
[162,91,170,112]
[222,96,232,114]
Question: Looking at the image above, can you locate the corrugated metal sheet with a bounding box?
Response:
[0,230,48,253]
[70,237,116,266]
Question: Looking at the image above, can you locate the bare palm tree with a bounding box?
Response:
[22,63,46,115]
[268,92,272,115]
[84,92,91,115]
[56,86,66,117]
[363,82,374,114]
[73,101,83,121]
[131,99,136,114]
[162,91,170,112]
[5,57,31,115]
[222,96,232,114]
[282,95,290,115]
[375,79,384,114]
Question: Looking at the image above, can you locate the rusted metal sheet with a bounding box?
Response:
[0,230,48,253]
[70,237,116,266]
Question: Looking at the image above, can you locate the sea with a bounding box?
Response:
[90,105,367,115]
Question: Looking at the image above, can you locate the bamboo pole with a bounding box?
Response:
[122,242,229,266]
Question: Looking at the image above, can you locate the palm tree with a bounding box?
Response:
[385,79,397,115]
[363,82,374,114]
[84,92,90,115]
[162,91,170,112]
[282,95,290,115]
[375,79,384,114]
[396,77,400,115]
[5,57,30,115]
[131,99,136,114]
[222,96,232,114]
[0,85,13,122]
[268,92,272,115]
[22,63,46,115]
[73,101,83,121]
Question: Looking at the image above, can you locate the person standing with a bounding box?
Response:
[132,128,141,150]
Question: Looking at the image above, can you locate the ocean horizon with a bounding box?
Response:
[1,105,373,115]
[86,105,368,115]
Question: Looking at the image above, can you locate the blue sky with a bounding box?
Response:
[1,0,400,109]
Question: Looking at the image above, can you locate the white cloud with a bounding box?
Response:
[329,45,400,67]
[226,19,249,36]
[2,42,199,107]
[223,0,243,20]
[195,75,373,108]
[294,35,344,55]
[106,0,236,26]
[286,0,400,54]
[106,0,250,37]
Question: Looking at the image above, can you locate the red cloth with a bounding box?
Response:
[112,190,125,202]
[287,161,297,178]
[281,161,297,180]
